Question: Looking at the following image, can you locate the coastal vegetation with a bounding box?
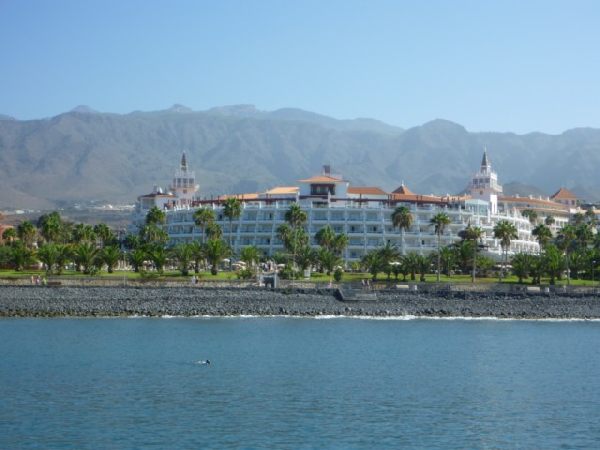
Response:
[1,206,600,287]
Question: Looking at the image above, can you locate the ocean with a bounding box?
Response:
[1,317,599,449]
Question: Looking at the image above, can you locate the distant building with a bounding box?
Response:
[467,148,502,214]
[132,149,570,261]
[551,187,578,207]
[0,224,14,244]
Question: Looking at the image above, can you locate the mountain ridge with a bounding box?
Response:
[1,105,599,210]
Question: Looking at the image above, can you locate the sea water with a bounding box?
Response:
[1,317,600,449]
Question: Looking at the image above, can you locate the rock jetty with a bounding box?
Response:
[1,285,600,319]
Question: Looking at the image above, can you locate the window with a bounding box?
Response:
[310,184,336,196]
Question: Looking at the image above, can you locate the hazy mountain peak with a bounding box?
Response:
[70,105,98,114]
[420,119,467,133]
[207,104,260,117]
[166,104,193,113]
[0,114,16,121]
[2,106,600,209]
[268,107,403,134]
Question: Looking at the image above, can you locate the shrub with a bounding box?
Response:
[279,264,300,280]
[237,268,254,280]
[333,267,343,282]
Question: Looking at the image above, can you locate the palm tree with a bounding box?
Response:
[572,212,586,226]
[128,247,147,273]
[511,253,532,284]
[223,197,242,251]
[403,252,421,281]
[460,225,483,282]
[72,223,96,244]
[361,249,384,281]
[145,206,166,226]
[73,242,100,275]
[193,207,215,244]
[170,243,193,276]
[529,254,545,285]
[378,241,400,267]
[316,226,348,261]
[2,227,17,243]
[124,234,141,250]
[101,245,122,273]
[545,215,556,227]
[240,245,261,269]
[532,224,553,249]
[17,221,37,249]
[315,226,336,250]
[37,243,59,274]
[430,212,451,281]
[37,212,63,243]
[318,248,342,284]
[521,209,538,225]
[189,240,204,274]
[204,239,232,275]
[280,204,308,279]
[284,203,308,229]
[55,244,72,275]
[556,225,576,285]
[94,223,116,247]
[205,222,223,240]
[146,243,167,274]
[543,244,564,285]
[585,208,597,226]
[277,223,292,247]
[139,224,168,245]
[10,241,35,271]
[296,245,317,273]
[391,206,413,255]
[439,246,456,277]
[331,233,349,258]
[574,223,593,250]
[493,220,518,281]
[416,254,430,282]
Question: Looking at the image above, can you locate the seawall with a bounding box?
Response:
[1,285,600,319]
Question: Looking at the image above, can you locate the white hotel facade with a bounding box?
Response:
[133,151,579,262]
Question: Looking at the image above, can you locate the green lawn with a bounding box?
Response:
[1,268,598,287]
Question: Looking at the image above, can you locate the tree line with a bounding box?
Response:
[2,203,598,284]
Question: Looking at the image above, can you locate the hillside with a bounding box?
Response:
[1,105,599,210]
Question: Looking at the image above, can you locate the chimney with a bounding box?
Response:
[323,165,331,175]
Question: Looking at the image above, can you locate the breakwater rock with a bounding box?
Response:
[1,285,600,319]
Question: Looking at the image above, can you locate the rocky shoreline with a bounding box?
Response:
[1,285,600,319]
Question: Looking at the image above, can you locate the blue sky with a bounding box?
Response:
[0,0,599,133]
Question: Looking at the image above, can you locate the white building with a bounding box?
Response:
[467,148,502,214]
[132,150,551,261]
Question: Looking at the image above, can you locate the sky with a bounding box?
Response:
[0,0,599,133]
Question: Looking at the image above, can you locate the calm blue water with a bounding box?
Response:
[1,317,600,449]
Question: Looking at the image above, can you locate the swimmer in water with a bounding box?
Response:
[197,359,211,365]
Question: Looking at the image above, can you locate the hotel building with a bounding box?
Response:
[133,151,581,262]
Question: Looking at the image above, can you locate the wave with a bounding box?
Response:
[143,314,600,322]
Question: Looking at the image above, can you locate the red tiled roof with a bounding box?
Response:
[347,186,388,196]
[392,184,415,195]
[551,187,577,200]
[298,175,345,183]
[500,196,569,210]
[265,186,299,195]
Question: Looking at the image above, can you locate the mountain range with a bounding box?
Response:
[1,104,599,210]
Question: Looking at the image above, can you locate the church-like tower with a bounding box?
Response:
[169,152,199,206]
[467,148,502,213]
